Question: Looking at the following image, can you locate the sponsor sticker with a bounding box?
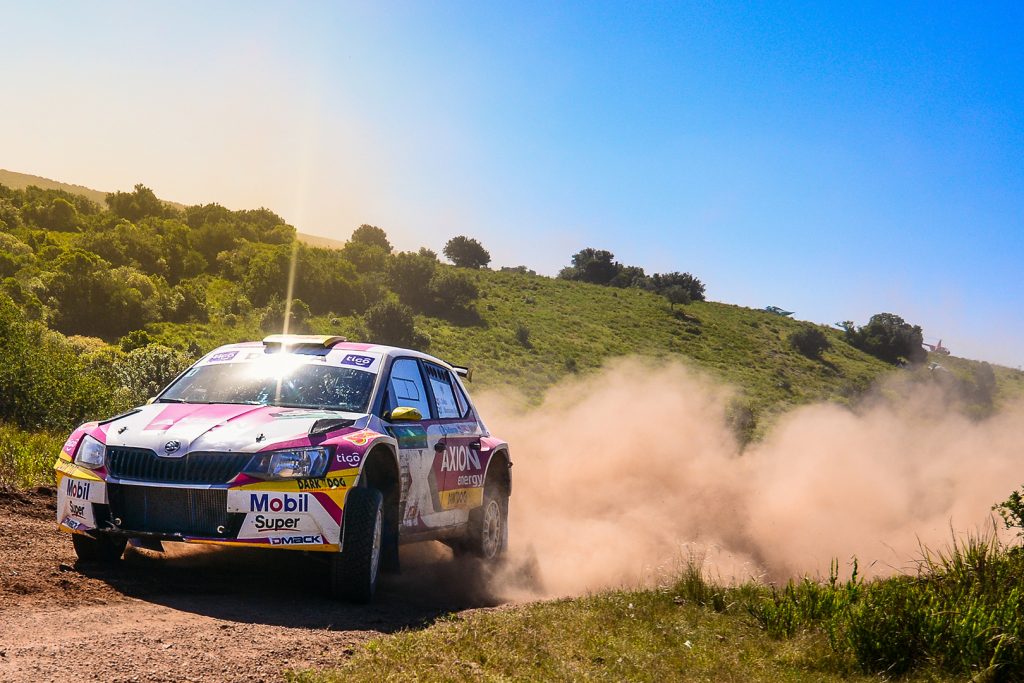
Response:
[456,474,484,488]
[249,493,309,513]
[252,515,301,532]
[439,445,481,473]
[269,535,323,545]
[340,354,374,369]
[207,351,238,363]
[297,476,348,491]
[342,429,378,446]
[65,479,92,501]
[335,452,362,467]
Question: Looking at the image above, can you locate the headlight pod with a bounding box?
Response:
[244,447,330,479]
[74,434,105,469]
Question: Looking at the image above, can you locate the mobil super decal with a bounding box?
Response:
[249,493,309,513]
[66,479,91,500]
[440,444,481,472]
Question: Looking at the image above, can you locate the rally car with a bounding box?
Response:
[55,335,511,602]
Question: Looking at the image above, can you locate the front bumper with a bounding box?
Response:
[55,460,353,552]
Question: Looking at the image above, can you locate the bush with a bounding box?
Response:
[789,326,831,359]
[430,269,479,313]
[443,236,491,269]
[119,329,154,353]
[364,300,422,348]
[515,323,531,348]
[650,272,706,301]
[260,298,312,334]
[387,252,437,311]
[994,486,1024,537]
[844,313,926,365]
[113,344,193,404]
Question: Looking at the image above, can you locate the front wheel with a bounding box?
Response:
[72,532,127,563]
[330,487,384,603]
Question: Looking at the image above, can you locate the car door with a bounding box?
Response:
[380,357,448,531]
[421,362,486,523]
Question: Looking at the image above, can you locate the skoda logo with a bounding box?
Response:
[163,440,181,454]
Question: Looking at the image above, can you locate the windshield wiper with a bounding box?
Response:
[155,397,187,403]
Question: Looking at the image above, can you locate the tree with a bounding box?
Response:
[664,285,691,310]
[350,224,392,253]
[789,326,831,359]
[844,313,926,365]
[105,184,172,221]
[364,300,420,348]
[260,298,312,334]
[443,236,491,269]
[650,272,706,301]
[387,251,437,311]
[559,248,621,285]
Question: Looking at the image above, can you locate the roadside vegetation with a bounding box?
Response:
[289,523,1024,682]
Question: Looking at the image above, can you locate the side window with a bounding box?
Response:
[385,359,431,418]
[424,363,462,419]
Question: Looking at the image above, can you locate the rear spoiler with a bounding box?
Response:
[451,365,473,382]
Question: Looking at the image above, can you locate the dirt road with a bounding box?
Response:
[0,489,505,682]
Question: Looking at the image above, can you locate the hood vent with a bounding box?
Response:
[309,418,355,437]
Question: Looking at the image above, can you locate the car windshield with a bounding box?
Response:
[159,357,376,412]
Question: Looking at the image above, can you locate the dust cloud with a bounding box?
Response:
[475,358,1024,598]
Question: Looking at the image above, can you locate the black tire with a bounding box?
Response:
[463,482,509,561]
[72,533,127,563]
[331,487,384,603]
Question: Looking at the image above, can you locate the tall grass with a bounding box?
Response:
[672,535,1024,680]
[0,422,62,489]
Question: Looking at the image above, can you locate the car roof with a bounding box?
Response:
[205,336,457,372]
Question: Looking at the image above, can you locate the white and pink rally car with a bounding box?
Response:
[55,335,511,602]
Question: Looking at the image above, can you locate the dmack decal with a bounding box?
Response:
[342,429,379,446]
[65,479,91,500]
[269,535,323,545]
[249,493,309,513]
[440,445,481,472]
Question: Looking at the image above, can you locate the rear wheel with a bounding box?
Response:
[462,482,508,561]
[72,533,127,563]
[330,487,384,603]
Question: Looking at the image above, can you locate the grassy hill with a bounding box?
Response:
[0,168,344,249]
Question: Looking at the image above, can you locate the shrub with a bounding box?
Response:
[844,313,926,365]
[364,300,422,348]
[113,344,193,404]
[387,252,437,311]
[443,236,491,269]
[119,329,154,352]
[789,326,831,359]
[430,269,479,313]
[515,323,531,348]
[260,298,312,334]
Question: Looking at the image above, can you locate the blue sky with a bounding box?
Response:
[3,2,1022,365]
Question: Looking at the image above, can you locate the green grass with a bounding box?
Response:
[290,536,1024,683]
[0,423,63,489]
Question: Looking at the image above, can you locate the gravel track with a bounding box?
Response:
[0,489,504,682]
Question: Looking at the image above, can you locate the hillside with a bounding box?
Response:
[0,168,342,249]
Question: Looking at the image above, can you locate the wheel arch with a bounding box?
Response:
[483,447,512,498]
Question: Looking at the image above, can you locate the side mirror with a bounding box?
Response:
[389,406,423,422]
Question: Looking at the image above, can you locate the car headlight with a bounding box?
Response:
[75,434,105,469]
[244,447,330,479]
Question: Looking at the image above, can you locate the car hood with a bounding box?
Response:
[98,403,368,456]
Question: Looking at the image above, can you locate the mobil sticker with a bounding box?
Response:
[248,493,309,513]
